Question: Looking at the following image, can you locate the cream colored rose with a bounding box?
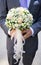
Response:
[16,7,24,14]
[18,17,23,24]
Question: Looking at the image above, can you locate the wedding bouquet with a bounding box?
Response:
[5,7,33,65]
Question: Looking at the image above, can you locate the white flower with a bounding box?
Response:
[6,7,33,30]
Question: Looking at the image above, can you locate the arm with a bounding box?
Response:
[0,18,9,35]
[21,3,41,39]
[31,17,41,36]
[22,16,41,39]
[0,0,9,36]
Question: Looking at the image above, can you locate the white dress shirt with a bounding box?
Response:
[27,0,31,8]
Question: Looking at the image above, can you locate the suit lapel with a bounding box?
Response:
[29,0,40,21]
[13,0,20,7]
[29,0,35,10]
[7,0,20,10]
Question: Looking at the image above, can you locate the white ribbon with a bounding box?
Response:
[13,28,25,65]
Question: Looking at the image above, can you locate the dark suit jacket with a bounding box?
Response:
[0,0,41,54]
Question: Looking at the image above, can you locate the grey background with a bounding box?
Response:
[0,27,41,65]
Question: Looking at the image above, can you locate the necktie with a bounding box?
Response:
[29,0,34,10]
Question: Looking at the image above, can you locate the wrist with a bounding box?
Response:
[30,27,34,36]
[8,29,11,35]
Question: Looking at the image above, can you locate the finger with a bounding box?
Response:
[23,34,28,39]
[10,29,15,34]
[11,32,16,40]
[11,30,16,40]
[22,29,29,34]
[22,30,27,34]
[23,31,31,39]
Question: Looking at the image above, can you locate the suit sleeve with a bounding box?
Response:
[30,1,41,36]
[31,17,41,36]
[0,18,9,35]
[0,0,9,35]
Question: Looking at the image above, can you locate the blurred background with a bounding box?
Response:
[0,27,41,65]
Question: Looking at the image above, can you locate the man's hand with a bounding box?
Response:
[22,29,32,39]
[8,29,32,40]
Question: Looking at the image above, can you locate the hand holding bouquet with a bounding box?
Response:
[5,7,33,65]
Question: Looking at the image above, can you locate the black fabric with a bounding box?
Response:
[7,50,36,65]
